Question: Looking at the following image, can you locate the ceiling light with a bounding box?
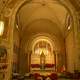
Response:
[0,20,4,36]
[68,26,71,30]
[16,24,19,29]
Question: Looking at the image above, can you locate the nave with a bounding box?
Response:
[0,0,80,80]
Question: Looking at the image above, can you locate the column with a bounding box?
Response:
[53,51,57,71]
[27,50,32,72]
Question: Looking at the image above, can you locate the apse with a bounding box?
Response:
[30,36,55,71]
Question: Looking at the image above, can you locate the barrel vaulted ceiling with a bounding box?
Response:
[0,0,80,39]
[16,0,70,39]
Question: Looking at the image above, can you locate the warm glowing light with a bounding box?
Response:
[35,48,49,55]
[0,21,4,36]
[16,24,19,29]
[68,26,71,30]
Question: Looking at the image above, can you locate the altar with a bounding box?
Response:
[31,70,54,76]
[30,63,55,71]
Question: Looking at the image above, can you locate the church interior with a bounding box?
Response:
[0,0,80,80]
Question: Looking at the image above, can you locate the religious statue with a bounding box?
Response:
[40,51,45,70]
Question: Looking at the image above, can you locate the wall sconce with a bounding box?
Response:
[67,25,71,30]
[0,20,4,36]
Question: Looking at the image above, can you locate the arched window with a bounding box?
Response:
[34,41,51,55]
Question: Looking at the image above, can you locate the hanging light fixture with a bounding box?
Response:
[0,20,4,36]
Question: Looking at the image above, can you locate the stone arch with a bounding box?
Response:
[29,35,54,52]
[24,33,62,53]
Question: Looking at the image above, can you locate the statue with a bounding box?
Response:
[40,51,45,70]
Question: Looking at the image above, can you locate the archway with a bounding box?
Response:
[30,36,55,71]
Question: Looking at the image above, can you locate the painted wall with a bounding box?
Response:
[77,25,80,71]
[13,28,20,72]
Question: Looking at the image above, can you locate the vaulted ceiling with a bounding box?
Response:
[16,0,70,40]
[0,0,80,43]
